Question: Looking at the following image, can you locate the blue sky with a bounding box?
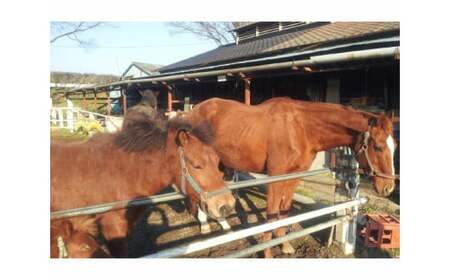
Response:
[50,22,219,75]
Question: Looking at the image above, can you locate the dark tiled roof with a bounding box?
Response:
[160,22,399,73]
[231,22,256,31]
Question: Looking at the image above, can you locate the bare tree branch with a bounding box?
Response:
[167,22,235,46]
[50,22,103,45]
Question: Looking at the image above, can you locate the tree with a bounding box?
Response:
[167,22,236,46]
[50,22,103,46]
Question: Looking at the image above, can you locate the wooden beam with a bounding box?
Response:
[244,78,251,105]
[94,92,98,112]
[82,92,86,110]
[107,92,111,116]
[122,89,127,114]
[167,87,173,112]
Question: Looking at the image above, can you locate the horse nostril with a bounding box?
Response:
[220,205,232,217]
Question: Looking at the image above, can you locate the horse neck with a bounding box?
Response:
[301,104,370,152]
[140,149,174,194]
[97,143,175,198]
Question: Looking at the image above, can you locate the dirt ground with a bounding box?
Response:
[125,172,400,258]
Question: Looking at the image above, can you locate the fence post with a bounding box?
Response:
[333,147,360,255]
[57,108,64,128]
[51,108,57,125]
[66,99,74,132]
[334,188,358,255]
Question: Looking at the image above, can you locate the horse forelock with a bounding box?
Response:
[378,115,393,134]
[71,217,99,237]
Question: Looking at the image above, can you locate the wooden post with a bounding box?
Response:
[82,92,86,110]
[167,87,173,112]
[107,91,111,116]
[93,91,97,112]
[122,88,127,115]
[244,78,251,105]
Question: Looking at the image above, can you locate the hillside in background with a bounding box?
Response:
[51,71,120,85]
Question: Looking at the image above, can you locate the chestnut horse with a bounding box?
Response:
[185,97,397,258]
[51,101,235,258]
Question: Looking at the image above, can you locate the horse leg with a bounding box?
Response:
[262,183,282,258]
[274,180,297,255]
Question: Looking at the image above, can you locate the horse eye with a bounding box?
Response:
[374,144,383,152]
[193,164,204,170]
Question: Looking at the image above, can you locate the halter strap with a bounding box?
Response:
[57,236,69,258]
[177,147,230,212]
[355,131,397,180]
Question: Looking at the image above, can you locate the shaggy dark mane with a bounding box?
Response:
[114,111,215,152]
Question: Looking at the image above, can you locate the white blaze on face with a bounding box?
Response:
[386,135,396,175]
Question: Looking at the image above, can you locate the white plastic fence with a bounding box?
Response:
[50,106,123,133]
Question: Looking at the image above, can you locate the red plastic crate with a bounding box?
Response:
[362,214,400,249]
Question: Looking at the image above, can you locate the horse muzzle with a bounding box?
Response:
[205,191,236,219]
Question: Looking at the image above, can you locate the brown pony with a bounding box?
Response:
[51,217,111,258]
[51,101,235,257]
[185,97,397,258]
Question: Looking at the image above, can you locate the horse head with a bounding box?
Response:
[354,114,397,197]
[138,89,159,110]
[169,120,236,220]
[51,218,111,258]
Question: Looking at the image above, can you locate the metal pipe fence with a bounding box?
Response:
[224,215,351,258]
[143,197,367,258]
[51,169,331,219]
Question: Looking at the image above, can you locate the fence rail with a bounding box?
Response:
[51,169,331,220]
[143,197,367,258]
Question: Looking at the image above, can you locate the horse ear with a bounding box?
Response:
[175,129,190,147]
[60,221,73,238]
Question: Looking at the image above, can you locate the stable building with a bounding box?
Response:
[156,21,399,115]
[57,21,400,169]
